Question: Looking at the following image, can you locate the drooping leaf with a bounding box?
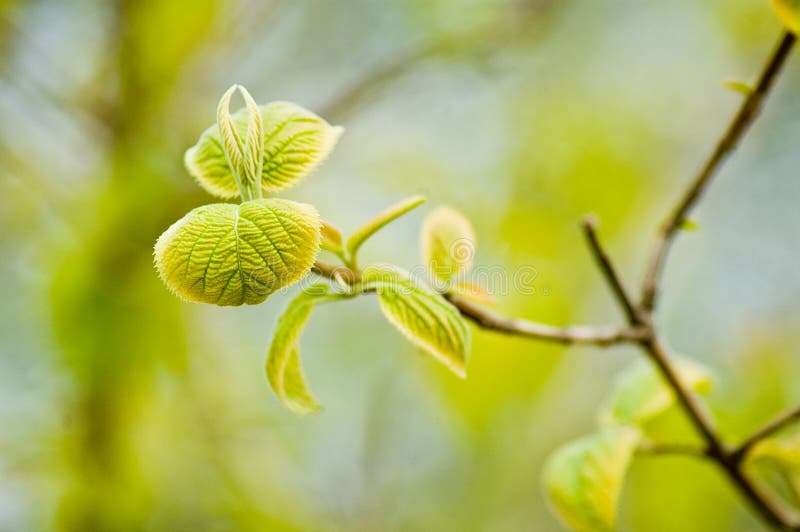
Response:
[154,198,321,306]
[345,195,426,265]
[266,285,338,415]
[362,264,471,378]
[597,357,713,427]
[747,425,800,509]
[772,0,800,33]
[421,206,476,283]
[185,100,343,199]
[543,426,641,532]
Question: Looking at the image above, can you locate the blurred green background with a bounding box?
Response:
[1,0,799,530]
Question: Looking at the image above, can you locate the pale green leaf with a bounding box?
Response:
[154,198,320,306]
[266,285,338,415]
[345,195,426,265]
[598,357,713,427]
[747,426,800,509]
[362,264,470,378]
[421,206,476,283]
[772,0,800,33]
[451,281,496,305]
[186,100,343,199]
[320,220,344,254]
[543,426,641,532]
[216,85,246,196]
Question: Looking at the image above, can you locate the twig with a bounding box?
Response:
[446,293,647,346]
[312,260,643,347]
[732,405,800,465]
[636,441,711,458]
[640,31,797,311]
[581,215,642,325]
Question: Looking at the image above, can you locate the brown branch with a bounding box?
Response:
[640,31,797,311]
[312,27,799,530]
[312,260,643,347]
[446,293,647,346]
[581,215,643,325]
[732,405,800,465]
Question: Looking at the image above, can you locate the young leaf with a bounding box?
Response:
[421,206,476,283]
[362,264,471,378]
[266,285,337,415]
[154,198,321,306]
[451,281,496,305]
[320,220,344,254]
[747,426,800,509]
[543,426,641,532]
[216,85,247,197]
[772,0,800,34]
[186,99,343,199]
[678,219,700,232]
[597,357,713,427]
[345,195,426,266]
[723,79,754,97]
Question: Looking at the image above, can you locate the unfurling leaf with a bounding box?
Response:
[747,426,800,509]
[421,206,476,283]
[185,100,343,199]
[215,85,266,201]
[266,285,338,415]
[362,264,470,378]
[346,195,426,265]
[598,357,713,427]
[154,198,321,306]
[772,0,800,33]
[543,426,641,532]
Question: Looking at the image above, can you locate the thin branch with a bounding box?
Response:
[732,405,800,465]
[640,31,797,311]
[312,260,643,347]
[446,293,647,346]
[642,337,726,457]
[581,216,642,325]
[636,441,711,458]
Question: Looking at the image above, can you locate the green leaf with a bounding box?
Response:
[154,198,321,306]
[747,426,800,509]
[362,264,470,378]
[772,0,800,33]
[266,285,338,415]
[345,195,426,266]
[185,99,343,199]
[421,206,476,283]
[598,357,713,427]
[543,426,641,532]
[723,79,754,97]
[678,218,700,232]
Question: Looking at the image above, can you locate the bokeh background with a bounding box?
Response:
[1,0,799,530]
